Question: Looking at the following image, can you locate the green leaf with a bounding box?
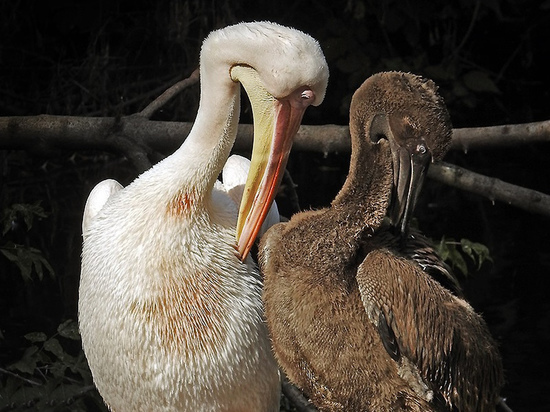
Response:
[0,246,19,262]
[45,337,77,371]
[460,238,492,269]
[30,248,56,281]
[2,216,13,236]
[11,202,48,231]
[1,243,32,281]
[448,244,469,276]
[436,236,492,276]
[436,236,450,261]
[459,238,476,263]
[0,243,55,281]
[24,332,47,343]
[1,202,48,235]
[9,345,39,374]
[16,249,34,282]
[58,319,81,340]
[44,338,66,360]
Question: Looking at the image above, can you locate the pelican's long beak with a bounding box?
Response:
[389,140,431,235]
[231,65,315,260]
[370,113,432,236]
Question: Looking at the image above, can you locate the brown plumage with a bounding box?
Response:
[259,71,504,411]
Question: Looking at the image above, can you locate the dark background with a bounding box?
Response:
[1,1,549,410]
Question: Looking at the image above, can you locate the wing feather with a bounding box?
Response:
[356,248,503,410]
[82,179,123,233]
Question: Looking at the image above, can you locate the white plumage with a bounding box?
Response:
[79,21,328,412]
[220,155,280,237]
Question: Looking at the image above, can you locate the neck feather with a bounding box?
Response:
[153,62,241,201]
[331,140,393,233]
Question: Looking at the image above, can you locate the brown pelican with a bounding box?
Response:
[79,21,328,412]
[260,71,504,411]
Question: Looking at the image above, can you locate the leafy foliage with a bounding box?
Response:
[2,203,48,235]
[436,236,493,276]
[0,321,106,411]
[1,203,54,282]
[0,242,55,283]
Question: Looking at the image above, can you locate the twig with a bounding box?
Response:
[0,367,41,386]
[429,162,550,216]
[138,68,200,119]
[451,0,481,61]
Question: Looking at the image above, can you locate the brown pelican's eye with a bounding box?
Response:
[408,141,431,164]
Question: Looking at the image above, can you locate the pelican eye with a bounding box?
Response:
[301,90,314,100]
[417,143,427,154]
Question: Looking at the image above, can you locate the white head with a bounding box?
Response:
[201,21,328,106]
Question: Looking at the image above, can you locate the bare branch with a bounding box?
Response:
[450,120,550,151]
[429,162,550,216]
[260,120,550,153]
[1,114,549,217]
[138,68,200,119]
[0,115,192,161]
[290,124,352,153]
[2,116,550,154]
[0,367,41,386]
[294,120,550,152]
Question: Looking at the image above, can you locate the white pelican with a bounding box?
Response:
[79,21,328,412]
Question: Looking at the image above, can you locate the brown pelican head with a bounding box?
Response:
[350,71,452,235]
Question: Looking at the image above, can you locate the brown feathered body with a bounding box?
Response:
[260,72,504,411]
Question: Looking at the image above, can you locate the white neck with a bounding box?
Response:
[142,58,241,207]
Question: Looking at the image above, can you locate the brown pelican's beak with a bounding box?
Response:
[371,114,432,235]
[231,65,315,261]
[389,140,431,235]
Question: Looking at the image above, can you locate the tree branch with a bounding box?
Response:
[1,108,549,217]
[2,116,550,154]
[282,120,550,153]
[137,68,199,119]
[0,115,188,153]
[450,121,550,151]
[429,162,550,216]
